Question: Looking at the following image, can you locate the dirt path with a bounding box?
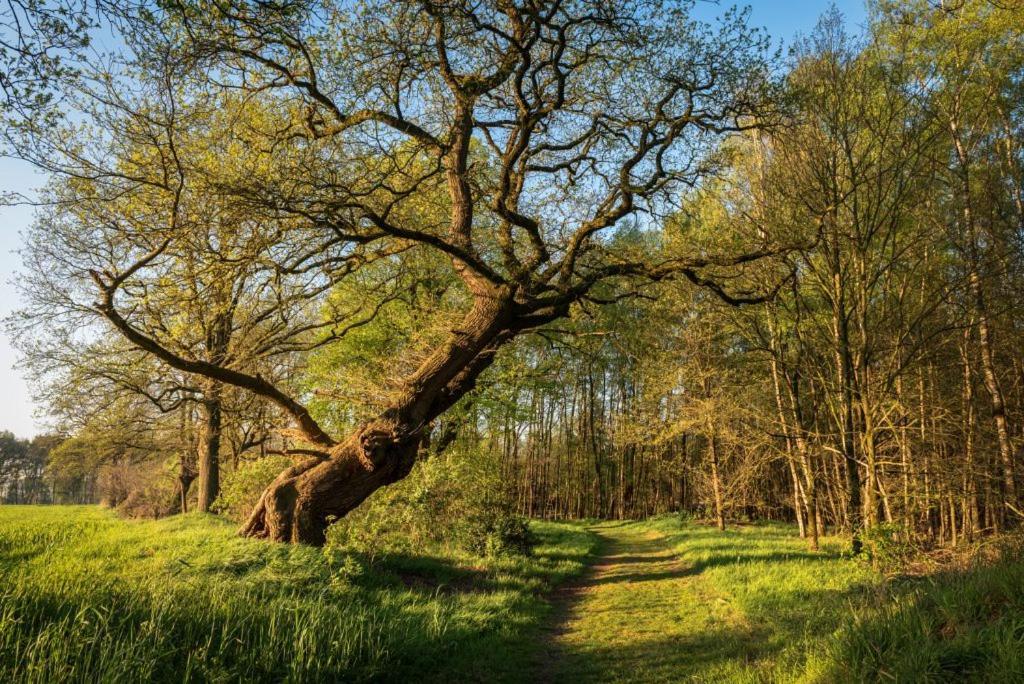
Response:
[539,521,755,683]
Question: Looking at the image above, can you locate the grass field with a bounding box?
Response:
[1,506,1022,682]
[0,506,596,683]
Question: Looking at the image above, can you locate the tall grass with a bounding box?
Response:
[645,516,1024,682]
[820,552,1024,681]
[0,506,595,683]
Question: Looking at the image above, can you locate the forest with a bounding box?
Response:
[2,0,1024,681]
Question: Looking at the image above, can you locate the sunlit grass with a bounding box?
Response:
[0,506,596,683]
[817,553,1024,682]
[549,519,873,682]
[646,518,877,681]
[3,507,1022,682]
[553,517,1024,683]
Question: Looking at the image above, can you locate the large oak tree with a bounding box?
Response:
[18,0,784,543]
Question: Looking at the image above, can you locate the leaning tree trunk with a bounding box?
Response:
[239,428,421,544]
[240,293,525,544]
[706,426,726,532]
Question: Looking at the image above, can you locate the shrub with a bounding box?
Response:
[473,512,534,558]
[450,473,534,557]
[213,455,294,522]
[326,446,535,559]
[114,459,179,519]
[861,523,916,573]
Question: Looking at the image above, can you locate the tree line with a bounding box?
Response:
[468,2,1024,553]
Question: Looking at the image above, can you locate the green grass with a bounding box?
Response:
[550,517,1024,683]
[650,517,882,682]
[3,508,1022,683]
[820,554,1024,682]
[549,519,877,682]
[0,506,596,683]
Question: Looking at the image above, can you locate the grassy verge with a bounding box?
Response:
[820,549,1024,681]
[639,517,1024,682]
[0,506,596,683]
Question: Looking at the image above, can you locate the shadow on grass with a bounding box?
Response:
[554,627,771,682]
[370,551,509,595]
[540,521,884,683]
[577,548,839,589]
[548,583,881,683]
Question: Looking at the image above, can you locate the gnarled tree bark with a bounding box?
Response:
[240,291,538,543]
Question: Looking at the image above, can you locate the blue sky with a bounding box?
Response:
[0,0,868,439]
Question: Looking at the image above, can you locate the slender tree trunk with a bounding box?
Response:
[707,426,726,531]
[788,457,806,538]
[179,446,197,514]
[960,328,978,541]
[833,252,863,553]
[790,377,821,548]
[860,400,879,528]
[197,388,222,513]
[769,348,812,543]
[951,120,1017,518]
